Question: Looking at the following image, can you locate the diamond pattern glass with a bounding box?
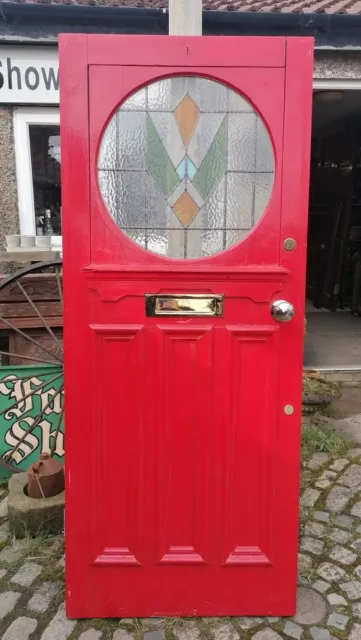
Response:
[98,76,274,258]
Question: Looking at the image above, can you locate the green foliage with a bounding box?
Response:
[301,426,349,457]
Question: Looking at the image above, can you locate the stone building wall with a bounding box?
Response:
[0,106,18,248]
[314,51,361,81]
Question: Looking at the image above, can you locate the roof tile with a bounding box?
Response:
[7,0,361,15]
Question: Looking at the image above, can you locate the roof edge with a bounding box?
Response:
[0,3,361,48]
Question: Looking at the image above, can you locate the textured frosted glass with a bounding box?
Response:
[98,116,117,170]
[97,75,274,259]
[229,91,254,112]
[98,171,117,220]
[117,172,146,228]
[147,231,168,255]
[120,88,146,111]
[256,118,274,172]
[117,112,147,170]
[146,175,170,229]
[226,230,248,247]
[127,229,146,248]
[188,77,228,112]
[226,173,253,229]
[255,173,274,221]
[148,79,172,110]
[202,230,224,256]
[189,177,225,230]
[228,114,256,172]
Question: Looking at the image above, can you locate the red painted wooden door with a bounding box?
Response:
[60,35,313,618]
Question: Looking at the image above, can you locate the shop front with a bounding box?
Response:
[0,2,361,476]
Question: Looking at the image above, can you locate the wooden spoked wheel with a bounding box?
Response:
[0,260,63,474]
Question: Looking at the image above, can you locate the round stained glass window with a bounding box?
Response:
[98,76,274,259]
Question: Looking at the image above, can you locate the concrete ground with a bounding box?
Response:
[304,311,361,369]
[1,420,361,638]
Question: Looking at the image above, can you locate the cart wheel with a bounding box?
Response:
[0,260,63,474]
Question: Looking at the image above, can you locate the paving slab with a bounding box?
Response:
[0,591,21,620]
[2,616,37,640]
[327,612,349,630]
[293,588,327,625]
[27,580,62,613]
[327,593,347,606]
[284,620,303,639]
[326,485,355,512]
[10,562,42,587]
[113,632,133,640]
[317,562,346,583]
[214,623,239,640]
[40,603,76,640]
[79,631,103,640]
[329,545,357,565]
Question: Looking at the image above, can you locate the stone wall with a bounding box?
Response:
[314,51,361,81]
[0,106,18,248]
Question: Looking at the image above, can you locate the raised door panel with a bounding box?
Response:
[218,326,279,567]
[154,326,213,565]
[89,325,145,567]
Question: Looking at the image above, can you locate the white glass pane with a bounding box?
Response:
[228,114,256,172]
[120,88,146,111]
[255,173,274,222]
[226,173,253,229]
[98,116,117,169]
[188,77,228,112]
[117,172,146,228]
[256,118,274,172]
[118,112,147,170]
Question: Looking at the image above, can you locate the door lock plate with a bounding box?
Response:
[145,294,224,317]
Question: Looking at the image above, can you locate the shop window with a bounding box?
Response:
[13,108,61,247]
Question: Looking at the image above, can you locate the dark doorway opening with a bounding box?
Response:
[305,89,361,369]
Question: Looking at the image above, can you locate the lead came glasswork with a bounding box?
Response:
[98,76,274,258]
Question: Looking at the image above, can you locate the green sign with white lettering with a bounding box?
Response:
[0,365,64,479]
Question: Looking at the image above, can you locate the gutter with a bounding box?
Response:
[0,3,168,41]
[0,2,361,48]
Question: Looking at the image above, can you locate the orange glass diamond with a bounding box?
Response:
[174,95,200,145]
[172,192,200,227]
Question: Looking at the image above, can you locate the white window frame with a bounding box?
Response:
[13,106,61,248]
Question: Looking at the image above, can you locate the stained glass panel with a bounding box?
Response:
[98,76,274,258]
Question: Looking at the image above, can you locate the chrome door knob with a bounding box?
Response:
[271,300,295,322]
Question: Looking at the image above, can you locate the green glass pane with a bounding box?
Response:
[147,116,179,198]
[193,116,227,200]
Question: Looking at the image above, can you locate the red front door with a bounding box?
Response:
[60,35,313,618]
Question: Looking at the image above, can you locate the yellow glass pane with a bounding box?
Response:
[174,95,200,145]
[172,192,200,226]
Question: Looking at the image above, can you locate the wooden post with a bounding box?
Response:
[168,0,202,257]
[169,0,202,36]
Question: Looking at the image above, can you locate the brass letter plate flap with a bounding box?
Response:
[145,294,223,317]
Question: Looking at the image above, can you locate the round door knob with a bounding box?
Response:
[271,300,295,322]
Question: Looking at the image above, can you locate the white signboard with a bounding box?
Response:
[0,46,59,104]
